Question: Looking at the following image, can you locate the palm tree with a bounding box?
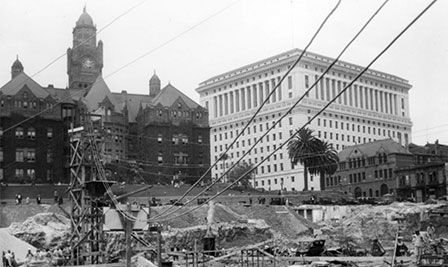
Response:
[288,128,339,191]
[312,140,339,191]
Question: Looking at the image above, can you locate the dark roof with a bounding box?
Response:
[339,139,410,161]
[45,87,75,104]
[408,143,428,154]
[112,83,202,123]
[84,76,120,112]
[12,58,23,69]
[76,7,94,27]
[112,92,153,123]
[0,72,49,99]
[152,83,200,109]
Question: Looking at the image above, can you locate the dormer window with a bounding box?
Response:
[107,108,112,116]
[178,103,182,109]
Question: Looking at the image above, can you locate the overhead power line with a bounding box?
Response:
[151,0,387,221]
[152,0,437,223]
[151,0,342,219]
[412,123,448,134]
[2,0,241,134]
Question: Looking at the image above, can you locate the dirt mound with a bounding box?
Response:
[0,203,68,227]
[226,204,317,238]
[9,212,71,249]
[151,203,243,228]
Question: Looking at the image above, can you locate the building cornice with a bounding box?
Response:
[196,49,411,94]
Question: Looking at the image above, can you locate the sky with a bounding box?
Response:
[0,0,447,145]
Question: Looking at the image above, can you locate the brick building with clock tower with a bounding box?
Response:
[67,6,103,90]
[0,7,210,186]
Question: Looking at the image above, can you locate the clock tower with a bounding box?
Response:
[67,7,103,91]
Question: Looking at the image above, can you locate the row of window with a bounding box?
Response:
[304,74,405,116]
[2,169,54,181]
[2,148,54,163]
[339,154,388,170]
[374,168,394,180]
[156,152,205,165]
[316,117,402,132]
[255,176,296,187]
[0,99,53,110]
[214,130,282,143]
[157,134,203,145]
[8,127,53,139]
[213,76,284,117]
[214,143,283,158]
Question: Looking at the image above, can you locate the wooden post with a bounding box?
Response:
[157,228,162,267]
[125,203,132,267]
[194,239,198,267]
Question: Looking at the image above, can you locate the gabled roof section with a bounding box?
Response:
[152,83,200,109]
[112,92,153,123]
[339,139,410,161]
[84,76,120,113]
[0,72,49,99]
[45,87,75,104]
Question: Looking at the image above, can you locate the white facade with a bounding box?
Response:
[196,49,412,192]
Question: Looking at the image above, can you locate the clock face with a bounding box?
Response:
[82,58,95,70]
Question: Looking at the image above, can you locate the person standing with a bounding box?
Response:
[413,230,424,262]
[53,190,59,203]
[2,251,9,267]
[4,250,12,267]
[427,223,435,240]
[36,194,41,205]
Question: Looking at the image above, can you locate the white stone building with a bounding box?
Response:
[195,49,412,191]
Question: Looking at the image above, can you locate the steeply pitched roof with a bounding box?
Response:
[45,87,75,104]
[339,139,410,161]
[112,92,153,123]
[152,83,200,109]
[84,76,120,112]
[0,72,49,98]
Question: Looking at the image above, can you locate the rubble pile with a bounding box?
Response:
[318,202,442,249]
[164,220,272,250]
[227,204,317,237]
[151,203,244,228]
[9,212,71,249]
[0,203,65,227]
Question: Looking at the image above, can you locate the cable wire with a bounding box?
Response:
[2,0,240,135]
[152,0,437,222]
[152,0,342,219]
[152,0,386,221]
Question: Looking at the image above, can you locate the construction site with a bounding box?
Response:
[1,0,447,267]
[0,121,447,267]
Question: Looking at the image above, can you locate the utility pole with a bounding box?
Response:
[125,203,132,267]
[157,228,162,267]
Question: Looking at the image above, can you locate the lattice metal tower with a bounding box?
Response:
[68,122,112,265]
